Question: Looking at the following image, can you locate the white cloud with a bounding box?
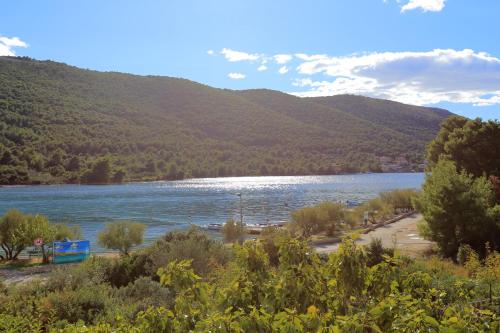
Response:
[216,46,500,107]
[221,48,260,62]
[257,64,268,72]
[274,54,293,64]
[292,49,500,106]
[278,66,289,74]
[207,49,215,55]
[401,0,445,12]
[228,72,246,80]
[0,35,28,56]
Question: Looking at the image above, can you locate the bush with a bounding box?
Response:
[365,238,394,267]
[41,284,113,324]
[143,227,230,277]
[379,189,418,213]
[258,226,291,266]
[115,277,173,315]
[221,218,246,243]
[45,256,111,292]
[104,252,151,287]
[291,202,346,237]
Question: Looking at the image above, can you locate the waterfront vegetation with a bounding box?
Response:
[0,115,499,332]
[0,180,497,331]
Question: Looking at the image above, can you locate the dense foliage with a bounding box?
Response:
[0,230,497,332]
[0,56,450,185]
[418,117,500,258]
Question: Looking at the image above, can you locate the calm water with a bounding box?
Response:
[0,173,423,251]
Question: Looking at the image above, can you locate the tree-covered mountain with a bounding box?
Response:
[0,56,452,185]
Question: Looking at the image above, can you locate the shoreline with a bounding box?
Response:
[0,171,424,188]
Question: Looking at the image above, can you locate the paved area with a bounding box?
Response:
[315,213,434,256]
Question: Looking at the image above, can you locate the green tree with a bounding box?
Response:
[112,168,126,183]
[66,156,81,171]
[221,219,246,243]
[0,209,32,260]
[427,116,500,177]
[98,221,145,255]
[417,159,499,257]
[81,158,112,184]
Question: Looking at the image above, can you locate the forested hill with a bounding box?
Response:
[0,56,452,185]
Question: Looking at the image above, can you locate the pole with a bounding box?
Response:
[237,193,243,224]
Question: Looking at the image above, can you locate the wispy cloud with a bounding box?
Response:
[221,48,260,62]
[401,0,445,13]
[228,72,246,80]
[207,49,215,55]
[0,35,28,56]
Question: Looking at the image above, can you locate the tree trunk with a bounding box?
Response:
[12,247,23,260]
[41,245,49,264]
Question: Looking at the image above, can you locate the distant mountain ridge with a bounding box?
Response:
[0,56,452,184]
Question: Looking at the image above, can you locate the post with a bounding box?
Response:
[237,193,243,224]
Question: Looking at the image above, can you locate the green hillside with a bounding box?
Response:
[310,94,450,141]
[0,56,452,185]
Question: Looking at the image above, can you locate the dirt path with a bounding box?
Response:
[0,264,57,285]
[315,213,434,256]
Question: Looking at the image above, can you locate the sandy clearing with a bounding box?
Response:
[315,213,434,256]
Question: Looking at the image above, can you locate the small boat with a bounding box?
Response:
[206,223,223,231]
[346,200,361,208]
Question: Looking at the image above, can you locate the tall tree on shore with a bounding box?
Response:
[417,159,498,257]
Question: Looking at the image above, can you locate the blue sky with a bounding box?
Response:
[1,0,499,119]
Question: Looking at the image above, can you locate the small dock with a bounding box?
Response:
[205,221,288,235]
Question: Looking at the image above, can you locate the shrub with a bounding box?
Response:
[221,218,246,243]
[365,238,394,267]
[41,284,114,324]
[258,226,291,266]
[291,201,346,237]
[143,227,230,277]
[379,189,418,213]
[115,277,173,315]
[104,252,151,287]
[45,256,111,292]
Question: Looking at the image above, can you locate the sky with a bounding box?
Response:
[1,0,499,120]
